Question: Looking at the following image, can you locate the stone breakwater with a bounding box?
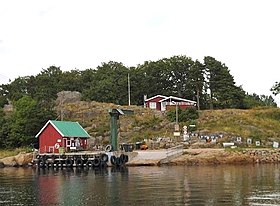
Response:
[167,149,280,166]
[244,149,280,163]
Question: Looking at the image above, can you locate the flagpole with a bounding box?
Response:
[128,73,131,106]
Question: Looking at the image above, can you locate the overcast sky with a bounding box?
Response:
[0,0,279,105]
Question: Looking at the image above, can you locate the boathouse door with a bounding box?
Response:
[63,138,68,152]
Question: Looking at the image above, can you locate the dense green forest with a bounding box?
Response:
[0,55,278,148]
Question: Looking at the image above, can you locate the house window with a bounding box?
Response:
[149,102,156,109]
[66,140,71,147]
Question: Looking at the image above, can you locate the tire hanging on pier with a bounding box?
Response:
[75,158,83,167]
[120,154,125,164]
[66,158,73,167]
[47,162,54,168]
[124,155,129,163]
[86,160,93,167]
[115,157,122,166]
[110,155,117,165]
[105,144,113,152]
[101,153,109,162]
[38,159,46,168]
[93,158,101,167]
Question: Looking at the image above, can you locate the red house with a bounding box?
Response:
[35,120,90,154]
[145,95,196,111]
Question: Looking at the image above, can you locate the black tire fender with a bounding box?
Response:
[105,144,113,152]
[124,155,129,163]
[101,153,109,162]
[120,154,125,163]
[116,157,122,166]
[93,158,101,167]
[86,160,93,167]
[110,155,116,165]
[66,159,73,167]
[76,158,83,167]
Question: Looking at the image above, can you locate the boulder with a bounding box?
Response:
[56,91,81,105]
[0,152,33,167]
[1,156,18,167]
[14,152,33,166]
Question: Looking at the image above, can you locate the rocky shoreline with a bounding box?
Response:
[2,149,280,168]
[0,152,33,167]
[166,148,280,166]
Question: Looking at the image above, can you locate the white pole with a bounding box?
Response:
[128,73,131,106]
[176,103,178,124]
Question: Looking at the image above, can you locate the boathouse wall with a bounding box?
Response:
[39,124,62,154]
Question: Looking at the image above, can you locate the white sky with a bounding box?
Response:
[0,0,279,105]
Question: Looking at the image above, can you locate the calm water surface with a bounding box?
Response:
[1,164,280,205]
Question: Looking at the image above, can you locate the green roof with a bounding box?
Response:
[50,120,90,138]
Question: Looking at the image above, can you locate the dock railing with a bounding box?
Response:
[165,144,184,162]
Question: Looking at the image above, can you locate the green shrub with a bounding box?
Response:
[167,108,199,122]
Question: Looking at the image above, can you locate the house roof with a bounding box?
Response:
[35,120,90,138]
[159,96,197,104]
[144,95,167,102]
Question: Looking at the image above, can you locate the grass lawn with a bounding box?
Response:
[0,148,31,159]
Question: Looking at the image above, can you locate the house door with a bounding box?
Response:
[63,138,68,152]
[161,102,167,111]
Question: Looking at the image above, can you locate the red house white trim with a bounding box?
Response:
[145,95,196,111]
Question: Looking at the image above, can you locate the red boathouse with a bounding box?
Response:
[35,120,90,154]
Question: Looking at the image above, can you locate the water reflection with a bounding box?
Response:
[1,165,280,205]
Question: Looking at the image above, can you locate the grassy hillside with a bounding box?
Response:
[197,107,280,143]
[59,101,280,147]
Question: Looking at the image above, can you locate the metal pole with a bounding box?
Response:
[128,73,131,106]
[176,103,178,124]
[110,112,119,151]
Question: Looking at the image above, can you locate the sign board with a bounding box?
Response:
[173,132,180,137]
[174,124,179,131]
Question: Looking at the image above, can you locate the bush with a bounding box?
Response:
[167,108,199,122]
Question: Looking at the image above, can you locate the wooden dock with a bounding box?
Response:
[33,151,129,168]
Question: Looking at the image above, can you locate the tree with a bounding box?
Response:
[188,60,206,110]
[59,70,83,92]
[0,86,8,108]
[0,109,9,147]
[136,55,205,106]
[33,66,63,101]
[2,77,29,101]
[244,93,277,108]
[136,60,171,98]
[167,108,199,122]
[83,61,129,105]
[7,96,56,147]
[204,56,245,109]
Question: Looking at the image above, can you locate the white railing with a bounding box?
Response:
[166,144,184,159]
